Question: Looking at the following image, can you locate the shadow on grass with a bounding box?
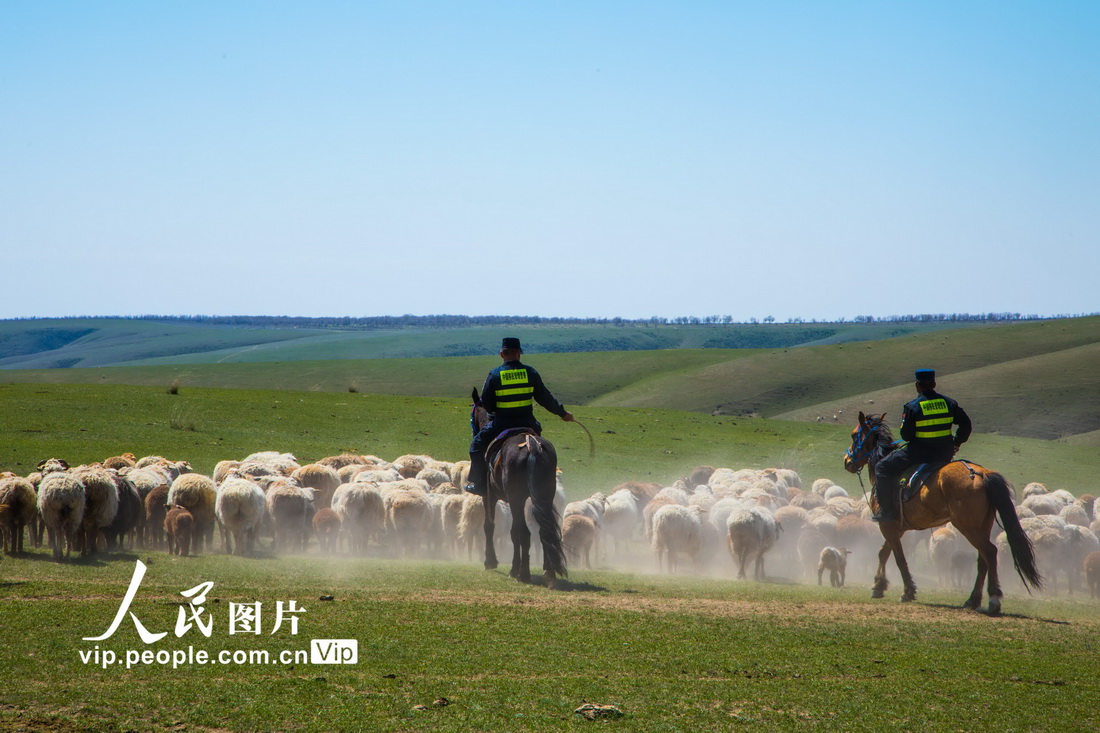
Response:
[921,601,1072,624]
[540,575,608,592]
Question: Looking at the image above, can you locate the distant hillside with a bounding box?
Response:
[2,316,1096,440]
[0,317,983,369]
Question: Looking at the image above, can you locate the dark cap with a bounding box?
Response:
[501,337,522,352]
[915,369,936,383]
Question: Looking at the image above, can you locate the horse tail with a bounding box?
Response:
[528,445,567,579]
[985,472,1043,592]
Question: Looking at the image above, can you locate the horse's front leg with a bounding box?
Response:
[509,498,531,583]
[872,540,892,598]
[482,496,498,570]
[887,532,917,602]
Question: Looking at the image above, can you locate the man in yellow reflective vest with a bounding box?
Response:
[465,337,574,496]
[872,369,972,522]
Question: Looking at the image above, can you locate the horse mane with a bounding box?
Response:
[864,414,897,466]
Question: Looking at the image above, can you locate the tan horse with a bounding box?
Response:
[843,412,1041,614]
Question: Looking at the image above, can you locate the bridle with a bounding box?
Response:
[845,422,876,470]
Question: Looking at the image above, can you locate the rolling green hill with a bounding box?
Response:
[0,382,1094,497]
[2,317,1097,440]
[0,317,983,368]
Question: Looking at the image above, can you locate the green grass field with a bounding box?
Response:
[3,318,1099,731]
[2,551,1098,732]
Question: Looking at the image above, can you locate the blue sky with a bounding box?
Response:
[3,2,1097,320]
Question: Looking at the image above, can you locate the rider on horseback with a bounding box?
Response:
[872,369,972,522]
[465,337,574,496]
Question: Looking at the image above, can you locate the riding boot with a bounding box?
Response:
[465,451,487,496]
[872,477,898,522]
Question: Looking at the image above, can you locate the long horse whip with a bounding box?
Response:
[571,417,596,458]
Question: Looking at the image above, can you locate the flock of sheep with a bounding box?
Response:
[2,453,1099,598]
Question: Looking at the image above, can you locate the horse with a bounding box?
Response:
[470,388,568,586]
[843,411,1041,614]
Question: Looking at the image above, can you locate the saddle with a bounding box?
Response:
[900,459,980,502]
[484,427,542,473]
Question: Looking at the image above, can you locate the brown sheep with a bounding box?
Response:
[313,508,341,554]
[562,514,598,569]
[1086,551,1100,599]
[0,477,37,554]
[103,453,137,470]
[144,485,170,549]
[291,464,342,510]
[165,506,194,556]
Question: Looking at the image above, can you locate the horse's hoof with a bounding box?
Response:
[871,590,885,599]
[484,561,498,570]
[987,597,1002,616]
[900,592,916,603]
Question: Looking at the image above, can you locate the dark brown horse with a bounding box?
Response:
[843,412,1041,614]
[471,389,568,586]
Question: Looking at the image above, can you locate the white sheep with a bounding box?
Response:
[602,489,641,557]
[215,477,266,556]
[386,488,435,557]
[726,507,781,581]
[332,483,385,554]
[651,504,704,573]
[37,472,85,561]
[70,465,119,556]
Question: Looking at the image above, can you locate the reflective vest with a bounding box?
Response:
[494,368,535,411]
[913,397,953,439]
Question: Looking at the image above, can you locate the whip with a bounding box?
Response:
[571,418,596,458]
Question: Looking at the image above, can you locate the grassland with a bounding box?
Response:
[2,551,1098,732]
[4,316,1098,440]
[1,382,1095,497]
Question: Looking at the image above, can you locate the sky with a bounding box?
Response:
[2,2,1098,321]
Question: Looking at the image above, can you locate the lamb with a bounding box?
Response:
[0,477,37,554]
[144,485,170,549]
[1085,551,1100,599]
[70,465,119,556]
[165,506,194,556]
[167,474,217,553]
[439,493,467,557]
[651,504,704,574]
[37,471,85,561]
[266,482,315,552]
[818,546,851,587]
[726,507,781,581]
[215,477,266,556]
[332,483,385,555]
[291,464,342,510]
[312,508,342,554]
[561,515,598,569]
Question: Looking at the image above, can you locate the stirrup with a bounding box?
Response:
[464,482,485,497]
